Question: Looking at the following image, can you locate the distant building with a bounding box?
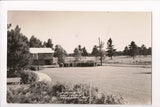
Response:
[29,48,54,65]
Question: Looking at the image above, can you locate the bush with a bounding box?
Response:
[49,84,65,96]
[7,69,21,78]
[30,66,37,71]
[7,81,51,103]
[105,94,128,104]
[62,61,97,67]
[30,66,43,71]
[76,61,96,67]
[20,71,38,84]
[57,84,127,104]
[7,87,27,103]
[29,81,51,93]
[7,82,128,104]
[26,81,53,103]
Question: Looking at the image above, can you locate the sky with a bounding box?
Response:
[8,11,151,53]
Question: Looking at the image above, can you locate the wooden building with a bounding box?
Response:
[29,48,54,65]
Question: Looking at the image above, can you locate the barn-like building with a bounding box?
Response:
[29,48,54,65]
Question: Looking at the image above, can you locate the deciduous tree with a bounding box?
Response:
[54,45,67,64]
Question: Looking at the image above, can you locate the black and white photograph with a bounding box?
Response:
[6,11,152,105]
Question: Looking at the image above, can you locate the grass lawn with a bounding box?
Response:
[40,66,151,104]
[103,55,151,65]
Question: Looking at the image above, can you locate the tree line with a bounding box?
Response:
[123,42,151,59]
[72,38,151,60]
[7,24,151,72]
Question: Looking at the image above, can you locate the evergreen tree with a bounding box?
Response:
[29,35,43,47]
[74,47,82,62]
[42,41,47,47]
[106,38,116,59]
[78,45,82,52]
[91,45,100,56]
[123,46,129,56]
[7,25,31,72]
[137,47,142,55]
[147,47,152,55]
[141,44,148,56]
[45,38,53,49]
[129,41,138,59]
[82,47,88,56]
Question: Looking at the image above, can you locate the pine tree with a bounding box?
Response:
[43,41,47,47]
[45,38,53,49]
[147,47,152,55]
[74,46,82,62]
[91,45,99,56]
[82,47,88,56]
[29,35,43,47]
[141,44,148,56]
[129,41,138,59]
[123,46,129,56]
[106,38,116,59]
[7,25,31,72]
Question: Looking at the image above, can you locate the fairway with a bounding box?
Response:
[40,66,151,104]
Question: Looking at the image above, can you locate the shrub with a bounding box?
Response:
[57,84,127,104]
[7,81,52,103]
[49,84,65,96]
[30,66,43,71]
[76,61,96,67]
[7,83,128,104]
[62,61,97,67]
[105,94,128,104]
[30,66,37,71]
[7,87,27,103]
[7,69,21,78]
[29,81,51,93]
[20,71,38,84]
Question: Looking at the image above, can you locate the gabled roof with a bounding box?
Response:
[29,48,54,54]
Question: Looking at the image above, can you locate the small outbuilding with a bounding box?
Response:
[29,48,54,65]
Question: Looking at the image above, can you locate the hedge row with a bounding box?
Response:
[60,61,99,67]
